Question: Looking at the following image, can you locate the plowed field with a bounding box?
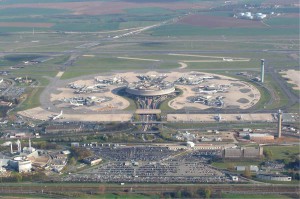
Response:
[0,1,213,15]
[178,15,266,28]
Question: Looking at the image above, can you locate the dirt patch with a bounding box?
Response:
[0,22,53,27]
[240,88,251,93]
[0,1,212,15]
[178,62,187,69]
[288,53,299,60]
[178,14,266,28]
[237,98,249,104]
[280,70,300,90]
[232,83,244,87]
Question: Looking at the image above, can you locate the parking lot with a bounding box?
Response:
[63,146,230,183]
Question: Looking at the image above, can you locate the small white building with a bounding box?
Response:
[83,156,102,166]
[186,141,195,148]
[236,165,259,172]
[231,176,239,182]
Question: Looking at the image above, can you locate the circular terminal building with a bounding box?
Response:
[125,75,175,96]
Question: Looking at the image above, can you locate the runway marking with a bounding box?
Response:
[178,62,187,69]
[56,71,64,78]
[168,53,250,60]
[181,59,250,62]
[117,56,160,62]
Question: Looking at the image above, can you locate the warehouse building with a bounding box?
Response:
[257,173,292,181]
[223,146,263,158]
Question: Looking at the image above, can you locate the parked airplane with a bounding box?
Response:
[223,58,233,61]
[202,76,214,79]
[214,114,223,122]
[199,89,217,94]
[49,110,63,120]
[70,101,84,107]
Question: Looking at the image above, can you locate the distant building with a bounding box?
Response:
[223,147,263,158]
[231,176,239,182]
[235,12,267,20]
[257,174,292,181]
[61,150,71,155]
[248,133,274,142]
[0,101,12,107]
[224,148,242,158]
[9,157,32,173]
[236,165,259,172]
[71,142,80,147]
[186,141,195,148]
[83,156,102,166]
[244,147,263,158]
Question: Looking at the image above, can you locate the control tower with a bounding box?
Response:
[277,109,282,138]
[261,59,265,83]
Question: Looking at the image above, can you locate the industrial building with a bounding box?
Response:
[223,147,263,158]
[256,173,292,181]
[83,156,102,166]
[248,133,274,142]
[8,156,32,173]
[236,165,259,172]
[235,12,267,20]
[186,141,195,148]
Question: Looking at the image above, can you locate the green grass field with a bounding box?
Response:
[264,75,289,109]
[61,56,179,79]
[222,193,292,199]
[14,77,50,111]
[211,160,262,170]
[0,193,158,199]
[264,145,300,161]
[265,17,300,26]
[150,24,300,37]
[125,7,174,15]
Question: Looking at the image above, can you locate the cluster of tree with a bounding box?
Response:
[158,131,177,142]
[242,166,252,178]
[285,153,300,169]
[105,122,133,131]
[162,187,213,199]
[85,134,108,142]
[33,141,60,150]
[1,172,47,183]
[0,106,11,117]
[48,136,87,142]
[263,149,273,160]
[70,147,92,161]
